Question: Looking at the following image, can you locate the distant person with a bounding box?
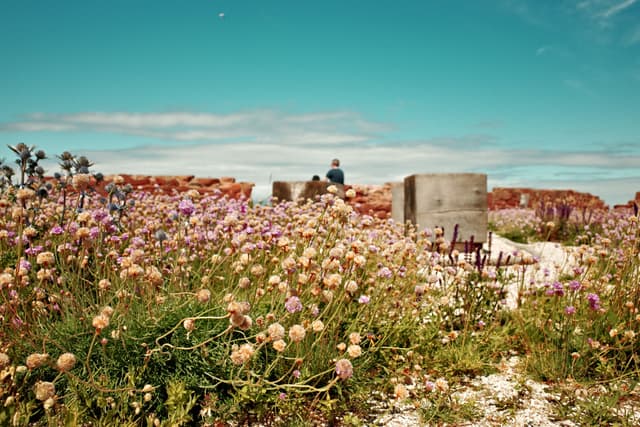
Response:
[311,175,321,181]
[325,158,344,185]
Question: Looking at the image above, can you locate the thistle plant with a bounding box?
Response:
[54,151,104,225]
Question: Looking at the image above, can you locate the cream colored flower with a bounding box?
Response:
[272,339,287,352]
[101,306,114,318]
[230,343,255,365]
[289,324,306,343]
[56,353,76,372]
[26,353,49,369]
[238,277,251,288]
[196,289,211,303]
[311,319,324,332]
[268,275,281,286]
[91,314,109,331]
[323,273,342,289]
[98,279,111,291]
[183,318,196,332]
[347,344,362,358]
[268,323,285,341]
[0,352,10,369]
[34,381,56,401]
[348,332,361,345]
[36,251,55,267]
[250,265,264,276]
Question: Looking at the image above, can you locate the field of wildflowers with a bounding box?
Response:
[0,144,639,426]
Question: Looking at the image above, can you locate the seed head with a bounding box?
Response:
[34,381,56,401]
[56,353,76,372]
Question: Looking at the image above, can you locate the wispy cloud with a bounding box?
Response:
[536,45,550,56]
[575,0,639,23]
[2,111,389,146]
[37,133,638,205]
[3,109,638,205]
[600,0,637,18]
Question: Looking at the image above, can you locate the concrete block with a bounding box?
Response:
[391,182,405,224]
[404,173,487,243]
[272,181,344,202]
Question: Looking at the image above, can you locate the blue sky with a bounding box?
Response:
[1,0,639,205]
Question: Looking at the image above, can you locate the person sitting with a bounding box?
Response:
[325,158,344,185]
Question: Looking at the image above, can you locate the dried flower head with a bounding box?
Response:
[92,314,110,332]
[289,324,306,343]
[347,344,362,358]
[26,353,49,370]
[311,319,325,332]
[230,343,255,365]
[196,289,211,304]
[34,381,56,401]
[183,318,196,332]
[0,352,10,369]
[56,353,76,372]
[348,332,362,345]
[36,251,55,267]
[268,323,285,341]
[272,339,287,352]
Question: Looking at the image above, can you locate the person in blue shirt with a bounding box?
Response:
[325,158,344,185]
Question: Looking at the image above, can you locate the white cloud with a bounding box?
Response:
[600,0,637,18]
[2,110,389,146]
[42,137,637,206]
[4,109,638,206]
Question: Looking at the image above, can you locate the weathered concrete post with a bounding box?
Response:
[391,182,405,224]
[404,173,487,243]
[272,181,345,202]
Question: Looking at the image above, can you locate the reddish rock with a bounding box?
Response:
[191,177,221,187]
[239,182,255,198]
[488,188,608,211]
[92,174,254,200]
[345,184,392,219]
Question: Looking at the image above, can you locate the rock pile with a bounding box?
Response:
[488,188,607,211]
[344,183,392,219]
[95,174,254,199]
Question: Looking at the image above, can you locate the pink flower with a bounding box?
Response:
[335,358,353,380]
